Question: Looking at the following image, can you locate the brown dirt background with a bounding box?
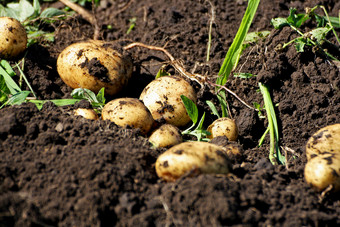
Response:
[1,0,340,226]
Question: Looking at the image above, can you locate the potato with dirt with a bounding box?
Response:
[74,108,99,120]
[57,40,133,96]
[207,117,238,141]
[155,141,231,182]
[0,17,27,59]
[305,123,340,160]
[140,76,197,127]
[304,152,340,192]
[149,124,182,148]
[102,98,154,135]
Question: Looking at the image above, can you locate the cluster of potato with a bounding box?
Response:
[56,39,241,182]
[0,15,240,182]
[3,17,339,187]
[304,124,340,192]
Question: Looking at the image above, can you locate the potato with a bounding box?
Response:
[140,76,197,127]
[0,17,27,59]
[74,108,98,120]
[102,98,154,135]
[57,40,133,96]
[155,141,231,182]
[304,152,340,192]
[207,117,238,141]
[306,124,340,160]
[149,124,182,148]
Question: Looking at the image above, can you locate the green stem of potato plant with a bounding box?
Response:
[259,83,286,165]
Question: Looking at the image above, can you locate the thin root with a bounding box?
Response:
[124,42,256,111]
[59,0,100,40]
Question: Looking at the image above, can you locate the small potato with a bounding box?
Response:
[207,117,238,141]
[0,17,27,59]
[304,152,340,192]
[155,141,231,182]
[140,76,197,127]
[74,108,98,120]
[57,40,133,96]
[149,124,182,148]
[102,98,154,135]
[306,124,340,160]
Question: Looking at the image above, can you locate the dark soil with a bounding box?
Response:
[1,0,340,226]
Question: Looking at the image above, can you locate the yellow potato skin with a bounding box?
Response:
[57,40,133,95]
[74,108,99,120]
[149,124,182,148]
[102,98,154,135]
[306,124,340,160]
[304,153,340,192]
[0,17,27,59]
[140,76,197,127]
[207,117,238,141]
[155,141,231,182]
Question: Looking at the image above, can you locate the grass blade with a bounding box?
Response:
[259,83,285,165]
[29,99,81,110]
[217,0,260,85]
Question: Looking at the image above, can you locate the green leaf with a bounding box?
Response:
[244,30,270,44]
[309,26,331,43]
[71,88,99,103]
[7,0,35,22]
[0,76,10,103]
[234,72,256,79]
[294,37,306,52]
[155,67,170,79]
[40,8,65,19]
[0,65,21,95]
[194,112,206,131]
[32,0,41,16]
[181,95,198,125]
[0,60,16,77]
[271,17,289,29]
[286,8,309,28]
[206,100,220,118]
[218,0,260,85]
[96,88,105,105]
[1,91,30,108]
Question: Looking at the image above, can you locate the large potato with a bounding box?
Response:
[57,40,133,96]
[305,124,340,160]
[0,17,27,59]
[140,76,197,127]
[102,98,154,135]
[149,124,182,148]
[304,152,340,192]
[207,117,238,141]
[155,141,231,182]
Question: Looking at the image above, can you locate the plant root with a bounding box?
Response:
[59,0,100,40]
[123,42,256,111]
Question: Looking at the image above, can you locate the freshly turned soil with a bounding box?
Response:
[0,0,339,226]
